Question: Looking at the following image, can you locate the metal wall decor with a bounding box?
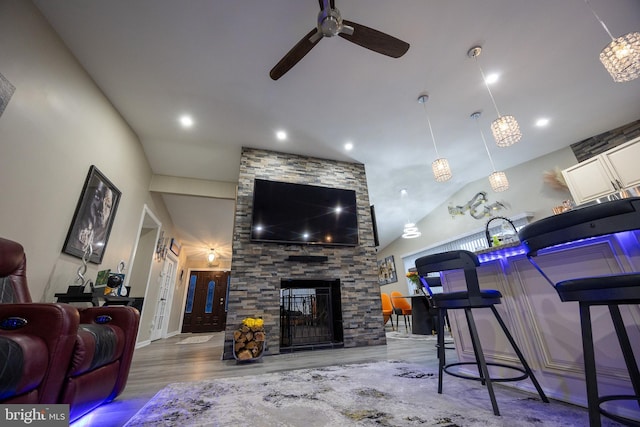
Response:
[448,191,506,219]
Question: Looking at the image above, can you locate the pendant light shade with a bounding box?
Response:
[400,189,421,239]
[418,93,452,182]
[584,1,640,82]
[490,115,522,148]
[402,222,421,239]
[472,111,510,193]
[432,158,452,182]
[599,32,640,82]
[468,46,522,147]
[489,171,509,192]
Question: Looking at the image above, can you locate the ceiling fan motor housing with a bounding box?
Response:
[318,8,343,36]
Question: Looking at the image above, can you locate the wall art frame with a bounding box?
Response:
[377,255,397,285]
[169,238,181,256]
[62,165,121,264]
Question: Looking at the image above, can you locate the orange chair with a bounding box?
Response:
[380,293,395,331]
[391,291,412,333]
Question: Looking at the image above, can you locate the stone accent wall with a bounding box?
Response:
[223,148,384,359]
[570,119,640,162]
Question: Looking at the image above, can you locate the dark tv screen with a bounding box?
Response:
[250,179,359,246]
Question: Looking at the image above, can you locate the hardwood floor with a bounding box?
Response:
[71,325,436,426]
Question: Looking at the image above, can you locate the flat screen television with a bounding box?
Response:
[250,179,359,246]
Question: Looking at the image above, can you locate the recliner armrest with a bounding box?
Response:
[76,306,140,400]
[0,303,79,403]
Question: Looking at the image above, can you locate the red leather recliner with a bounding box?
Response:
[0,237,140,422]
[0,238,79,403]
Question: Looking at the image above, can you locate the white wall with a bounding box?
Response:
[377,146,577,295]
[0,1,176,316]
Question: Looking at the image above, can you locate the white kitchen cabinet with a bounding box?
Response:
[562,136,640,205]
[601,136,640,189]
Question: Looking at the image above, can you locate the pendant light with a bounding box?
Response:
[418,93,452,182]
[402,223,421,239]
[468,46,522,147]
[400,189,421,239]
[207,248,216,264]
[583,0,639,82]
[471,111,509,192]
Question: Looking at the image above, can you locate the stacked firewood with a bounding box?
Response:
[233,317,265,361]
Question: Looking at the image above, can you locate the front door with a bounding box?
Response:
[182,270,229,333]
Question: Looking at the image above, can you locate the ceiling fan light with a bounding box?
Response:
[491,115,522,147]
[599,32,640,82]
[432,158,452,182]
[489,171,509,192]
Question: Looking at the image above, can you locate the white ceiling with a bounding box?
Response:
[34,0,640,257]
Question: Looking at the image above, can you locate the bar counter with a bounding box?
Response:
[440,229,640,420]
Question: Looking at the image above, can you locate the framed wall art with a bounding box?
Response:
[62,165,121,264]
[377,255,397,285]
[169,238,181,256]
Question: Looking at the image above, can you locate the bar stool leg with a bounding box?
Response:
[437,307,446,394]
[465,307,500,416]
[609,305,640,401]
[465,309,487,386]
[580,302,601,427]
[490,306,549,403]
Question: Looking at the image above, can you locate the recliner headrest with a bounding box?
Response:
[0,238,25,278]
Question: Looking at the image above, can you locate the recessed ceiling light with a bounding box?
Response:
[535,118,550,127]
[344,142,353,151]
[485,73,499,84]
[179,115,194,128]
[400,189,408,196]
[276,130,287,141]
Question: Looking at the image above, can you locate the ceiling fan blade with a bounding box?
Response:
[338,20,409,58]
[270,28,323,80]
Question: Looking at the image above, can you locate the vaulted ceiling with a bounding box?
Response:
[34,0,640,257]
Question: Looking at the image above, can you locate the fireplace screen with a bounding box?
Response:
[280,283,342,350]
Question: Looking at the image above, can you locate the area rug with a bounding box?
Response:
[385,331,436,341]
[176,335,214,345]
[124,360,620,426]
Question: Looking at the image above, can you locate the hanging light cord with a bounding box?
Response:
[422,102,441,157]
[473,56,502,117]
[474,114,497,172]
[583,0,615,41]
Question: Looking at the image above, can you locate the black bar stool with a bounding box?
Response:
[518,197,640,427]
[415,250,549,416]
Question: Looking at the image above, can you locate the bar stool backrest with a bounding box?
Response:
[415,250,483,303]
[518,197,640,287]
[519,197,640,257]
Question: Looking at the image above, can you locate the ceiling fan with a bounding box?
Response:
[269,0,410,80]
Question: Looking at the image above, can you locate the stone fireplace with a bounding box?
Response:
[222,148,385,359]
